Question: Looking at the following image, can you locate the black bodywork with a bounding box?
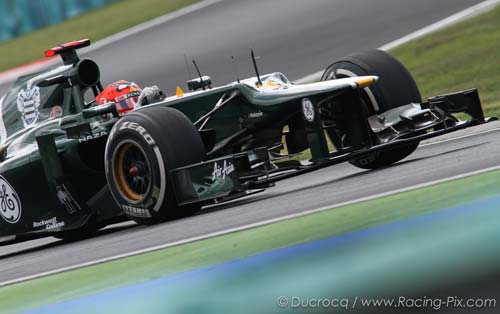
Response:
[0,40,492,244]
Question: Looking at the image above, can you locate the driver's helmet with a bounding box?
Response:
[96,80,142,115]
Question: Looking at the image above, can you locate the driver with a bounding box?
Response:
[96,80,165,115]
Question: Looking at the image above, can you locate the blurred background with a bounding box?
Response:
[0,0,118,42]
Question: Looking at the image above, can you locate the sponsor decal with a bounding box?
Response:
[302,98,315,122]
[122,204,152,218]
[248,111,263,119]
[115,92,141,102]
[119,121,155,145]
[33,217,65,231]
[49,106,63,119]
[0,95,8,145]
[56,184,81,214]
[0,175,21,224]
[79,131,108,143]
[17,86,41,128]
[211,160,235,181]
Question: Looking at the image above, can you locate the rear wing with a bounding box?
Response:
[44,39,90,65]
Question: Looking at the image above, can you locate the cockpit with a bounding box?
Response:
[240,72,291,91]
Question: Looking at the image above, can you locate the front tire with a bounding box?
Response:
[322,49,422,169]
[105,107,205,224]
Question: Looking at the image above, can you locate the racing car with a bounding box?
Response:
[0,39,493,244]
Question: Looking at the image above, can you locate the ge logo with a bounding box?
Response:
[302,98,315,122]
[0,176,22,224]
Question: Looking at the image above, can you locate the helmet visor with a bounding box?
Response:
[116,95,139,113]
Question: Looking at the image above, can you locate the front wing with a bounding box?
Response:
[169,88,495,206]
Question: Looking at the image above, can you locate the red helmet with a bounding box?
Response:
[96,80,142,114]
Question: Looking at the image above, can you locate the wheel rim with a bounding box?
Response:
[325,68,380,113]
[113,141,152,203]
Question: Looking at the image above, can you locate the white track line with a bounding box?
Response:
[2,0,500,288]
[294,0,500,84]
[0,0,225,84]
[2,164,500,287]
[81,0,224,53]
[421,125,500,147]
[379,0,500,51]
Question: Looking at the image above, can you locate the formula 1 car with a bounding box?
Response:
[0,39,493,244]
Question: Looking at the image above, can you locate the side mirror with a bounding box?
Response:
[187,76,212,91]
[82,102,118,119]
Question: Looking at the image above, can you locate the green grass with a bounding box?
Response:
[0,0,200,72]
[392,5,500,118]
[281,6,500,162]
[2,168,500,314]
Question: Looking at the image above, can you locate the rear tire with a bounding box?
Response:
[322,49,422,169]
[105,107,205,224]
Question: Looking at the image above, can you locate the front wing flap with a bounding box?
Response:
[170,148,271,205]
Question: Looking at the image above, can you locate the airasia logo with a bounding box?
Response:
[211,160,235,181]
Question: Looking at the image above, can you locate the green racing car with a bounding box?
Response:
[0,39,493,244]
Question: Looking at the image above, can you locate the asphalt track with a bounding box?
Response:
[27,199,500,314]
[0,0,484,95]
[0,0,494,283]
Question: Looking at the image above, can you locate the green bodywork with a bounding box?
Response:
[0,43,487,244]
[0,46,365,243]
[0,59,119,242]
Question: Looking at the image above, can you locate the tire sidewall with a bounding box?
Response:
[322,50,422,169]
[323,61,383,114]
[105,117,167,222]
